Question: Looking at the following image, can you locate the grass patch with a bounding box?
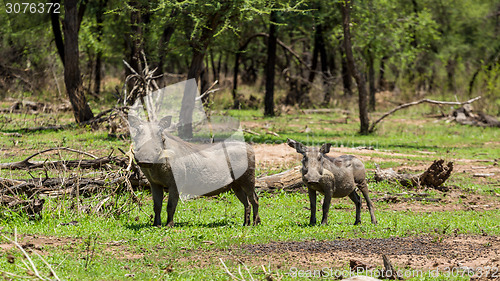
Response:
[1,103,499,280]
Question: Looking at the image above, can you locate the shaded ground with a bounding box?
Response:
[232,235,500,273]
[2,232,499,278]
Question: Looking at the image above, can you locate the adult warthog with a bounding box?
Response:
[287,139,377,226]
[129,115,260,227]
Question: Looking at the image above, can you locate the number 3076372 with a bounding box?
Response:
[5,3,60,14]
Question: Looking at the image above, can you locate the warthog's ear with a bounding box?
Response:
[287,138,306,154]
[320,143,332,154]
[159,116,172,130]
[128,114,143,129]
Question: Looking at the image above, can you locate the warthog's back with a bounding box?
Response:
[327,154,366,184]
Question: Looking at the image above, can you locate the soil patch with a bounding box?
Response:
[252,143,500,181]
[230,235,500,273]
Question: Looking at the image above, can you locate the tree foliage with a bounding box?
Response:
[1,0,500,118]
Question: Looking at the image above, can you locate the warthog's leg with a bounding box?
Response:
[321,188,332,225]
[348,191,362,225]
[151,183,164,227]
[308,188,317,225]
[233,187,251,226]
[249,191,261,225]
[166,186,179,227]
[357,181,377,225]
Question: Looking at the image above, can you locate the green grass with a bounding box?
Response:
[1,191,499,280]
[1,104,499,280]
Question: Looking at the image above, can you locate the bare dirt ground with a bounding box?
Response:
[253,143,500,181]
[232,235,500,276]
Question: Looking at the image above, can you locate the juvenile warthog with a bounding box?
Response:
[287,139,377,226]
[129,115,260,227]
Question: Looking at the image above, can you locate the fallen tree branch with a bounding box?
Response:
[0,156,126,170]
[0,147,129,170]
[369,96,481,132]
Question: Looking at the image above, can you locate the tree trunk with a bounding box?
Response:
[285,24,319,106]
[178,50,205,139]
[317,24,331,105]
[93,0,107,96]
[232,50,241,109]
[264,11,278,116]
[378,55,387,90]
[51,0,64,66]
[64,0,94,123]
[128,0,143,77]
[157,10,177,77]
[339,42,353,96]
[341,0,369,134]
[368,48,376,111]
[210,49,218,82]
[446,56,456,92]
[217,52,222,80]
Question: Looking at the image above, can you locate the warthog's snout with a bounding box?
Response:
[303,173,321,184]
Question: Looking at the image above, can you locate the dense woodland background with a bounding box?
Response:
[1,0,500,133]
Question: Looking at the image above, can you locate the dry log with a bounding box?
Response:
[451,104,500,128]
[374,160,453,190]
[255,166,304,192]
